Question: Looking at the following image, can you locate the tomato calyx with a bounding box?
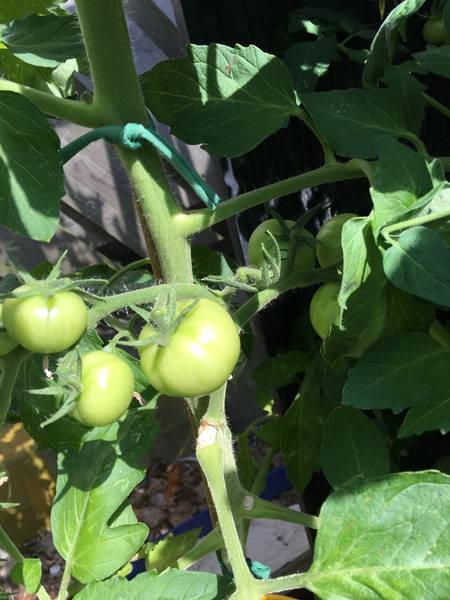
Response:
[28,350,83,428]
[105,291,203,353]
[0,251,107,305]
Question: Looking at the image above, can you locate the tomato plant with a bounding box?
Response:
[139,298,240,398]
[316,213,356,267]
[3,288,88,354]
[247,219,315,272]
[71,351,135,427]
[309,282,340,339]
[1,1,450,600]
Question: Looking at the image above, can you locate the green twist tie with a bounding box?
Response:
[60,122,221,210]
[247,558,271,580]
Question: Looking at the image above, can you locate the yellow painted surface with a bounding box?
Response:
[0,423,55,546]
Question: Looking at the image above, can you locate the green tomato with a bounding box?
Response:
[422,18,448,45]
[72,351,135,427]
[309,282,341,339]
[316,213,356,267]
[0,305,18,357]
[3,287,88,354]
[139,298,241,398]
[248,219,315,272]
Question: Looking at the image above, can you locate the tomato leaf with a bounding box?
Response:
[259,358,342,491]
[399,397,450,437]
[142,43,298,157]
[74,570,233,600]
[51,441,148,582]
[145,529,202,573]
[320,406,390,489]
[3,14,84,68]
[383,64,427,135]
[252,350,310,388]
[371,141,432,235]
[0,91,64,241]
[343,332,450,412]
[0,0,60,23]
[414,45,450,79]
[305,471,450,598]
[302,88,407,159]
[11,558,41,594]
[383,226,450,307]
[283,36,339,93]
[363,0,426,85]
[324,217,388,360]
[191,246,234,280]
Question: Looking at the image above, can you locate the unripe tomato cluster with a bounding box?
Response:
[0,286,241,427]
[0,212,354,427]
[247,213,356,340]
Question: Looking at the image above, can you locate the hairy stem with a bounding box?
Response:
[382,207,450,240]
[241,494,319,530]
[175,161,366,236]
[75,0,146,123]
[75,0,192,283]
[0,80,100,127]
[87,283,214,326]
[196,387,259,598]
[176,528,223,570]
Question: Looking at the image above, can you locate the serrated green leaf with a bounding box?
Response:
[384,226,450,307]
[343,332,450,412]
[381,285,434,337]
[399,397,450,437]
[371,141,432,234]
[142,43,298,157]
[74,570,233,600]
[259,357,342,491]
[191,246,233,280]
[11,558,41,594]
[363,0,426,85]
[320,406,390,489]
[3,14,83,68]
[284,37,339,93]
[305,471,450,599]
[51,441,148,583]
[302,88,406,159]
[414,45,450,78]
[0,0,60,24]
[0,91,63,240]
[383,64,427,134]
[324,217,387,360]
[252,350,310,388]
[145,530,201,573]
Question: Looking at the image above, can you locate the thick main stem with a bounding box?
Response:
[75,0,192,283]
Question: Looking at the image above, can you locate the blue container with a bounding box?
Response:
[130,465,293,578]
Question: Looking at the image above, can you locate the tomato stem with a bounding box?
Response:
[175,161,366,237]
[0,79,100,127]
[74,0,192,283]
